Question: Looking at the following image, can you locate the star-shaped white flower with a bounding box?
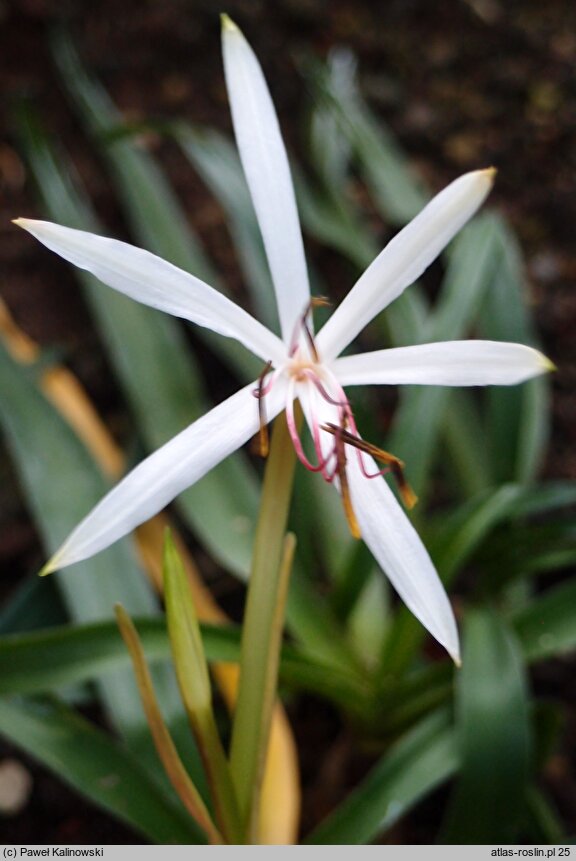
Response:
[15,17,551,663]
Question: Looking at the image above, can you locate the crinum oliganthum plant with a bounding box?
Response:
[15,15,551,664]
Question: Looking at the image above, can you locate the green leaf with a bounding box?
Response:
[379,476,576,676]
[303,55,428,341]
[511,481,576,518]
[115,605,222,844]
[513,577,576,662]
[161,536,242,843]
[429,483,524,586]
[441,610,532,843]
[441,391,494,496]
[305,51,353,192]
[0,344,154,737]
[303,52,429,226]
[0,696,202,844]
[346,569,389,667]
[0,573,67,635]
[387,214,502,500]
[0,344,204,793]
[305,708,458,844]
[48,40,214,286]
[0,619,168,695]
[0,619,368,712]
[523,785,567,844]
[163,535,212,714]
[293,162,379,272]
[478,219,551,483]
[376,663,454,738]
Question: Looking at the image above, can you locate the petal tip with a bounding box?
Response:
[38,557,58,577]
[12,217,30,229]
[39,545,69,577]
[474,166,497,193]
[541,354,557,373]
[443,624,461,666]
[220,12,239,33]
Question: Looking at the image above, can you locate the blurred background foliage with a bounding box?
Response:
[0,0,575,845]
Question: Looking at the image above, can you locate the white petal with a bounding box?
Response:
[348,456,460,663]
[42,379,288,572]
[317,169,495,360]
[296,380,459,661]
[334,340,554,387]
[222,17,310,343]
[15,219,285,366]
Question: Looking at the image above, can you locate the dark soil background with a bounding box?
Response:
[0,0,575,845]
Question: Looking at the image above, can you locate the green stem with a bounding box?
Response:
[229,410,298,839]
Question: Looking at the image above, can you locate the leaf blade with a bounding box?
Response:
[0,696,203,844]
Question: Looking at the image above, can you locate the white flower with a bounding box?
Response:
[15,16,552,663]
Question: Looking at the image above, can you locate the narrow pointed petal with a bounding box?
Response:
[297,385,459,661]
[348,456,460,663]
[334,340,554,387]
[42,379,288,572]
[15,219,285,366]
[317,169,495,360]
[222,17,310,342]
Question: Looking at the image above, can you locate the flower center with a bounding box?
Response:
[252,300,417,538]
[286,352,323,383]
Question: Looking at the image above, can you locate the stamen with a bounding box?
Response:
[332,422,361,539]
[321,423,418,510]
[254,301,414,536]
[289,297,331,359]
[252,360,273,457]
[285,379,334,475]
[302,370,348,408]
[302,297,331,361]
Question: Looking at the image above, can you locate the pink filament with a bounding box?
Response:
[254,304,388,484]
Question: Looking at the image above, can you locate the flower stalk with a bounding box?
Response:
[230,410,299,840]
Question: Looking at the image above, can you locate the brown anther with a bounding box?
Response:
[331,423,362,540]
[321,423,418,510]
[309,296,331,309]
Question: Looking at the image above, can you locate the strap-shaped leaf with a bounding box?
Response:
[0,343,203,791]
[0,620,367,710]
[115,605,222,844]
[0,696,203,844]
[513,578,576,662]
[304,53,428,225]
[0,344,151,729]
[387,213,502,499]
[305,708,457,844]
[440,610,532,843]
[478,218,550,483]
